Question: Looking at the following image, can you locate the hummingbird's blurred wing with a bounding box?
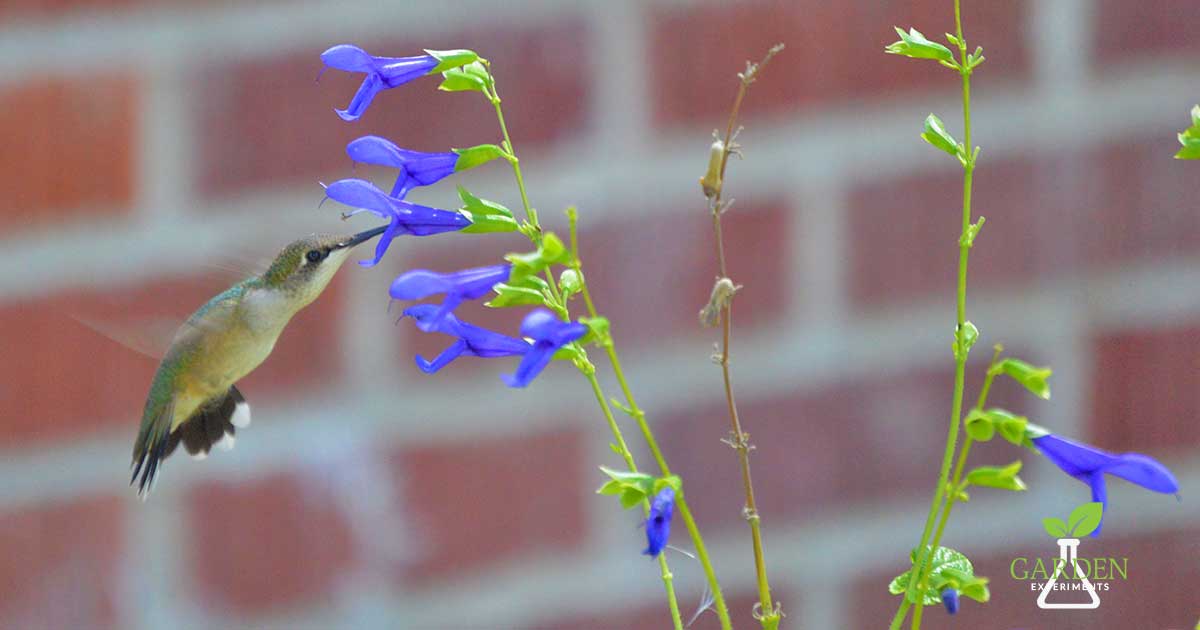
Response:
[70,314,224,360]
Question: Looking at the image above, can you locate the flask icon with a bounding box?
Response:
[1036,537,1100,609]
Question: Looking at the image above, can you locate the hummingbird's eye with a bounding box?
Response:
[305,249,323,263]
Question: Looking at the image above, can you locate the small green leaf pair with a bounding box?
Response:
[438,60,493,93]
[964,407,1028,445]
[989,357,1052,400]
[504,233,569,283]
[889,546,990,607]
[1175,105,1200,160]
[596,466,681,510]
[457,185,518,234]
[1043,502,1103,538]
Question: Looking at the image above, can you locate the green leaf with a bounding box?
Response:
[965,460,1027,492]
[964,409,995,442]
[485,283,547,308]
[505,233,568,283]
[954,321,979,361]
[885,27,955,64]
[1068,502,1104,538]
[426,48,480,74]
[889,546,977,606]
[991,358,1052,400]
[1042,516,1069,538]
[996,413,1028,446]
[457,186,517,234]
[453,144,505,172]
[921,113,958,156]
[1176,108,1200,159]
[559,269,582,297]
[579,316,610,346]
[438,60,492,93]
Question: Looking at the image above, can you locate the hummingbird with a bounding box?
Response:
[130,225,386,497]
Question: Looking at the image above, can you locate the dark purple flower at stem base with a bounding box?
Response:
[643,487,675,558]
[323,178,469,266]
[346,136,458,198]
[391,264,512,332]
[501,309,587,388]
[1032,432,1180,537]
[941,588,959,615]
[401,305,530,373]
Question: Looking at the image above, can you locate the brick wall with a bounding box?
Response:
[0,1,1197,628]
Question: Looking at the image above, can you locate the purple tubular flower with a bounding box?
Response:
[320,45,439,121]
[390,264,512,332]
[1032,433,1179,537]
[941,588,959,615]
[346,136,458,198]
[643,487,675,558]
[323,178,469,266]
[402,305,530,373]
[501,309,587,388]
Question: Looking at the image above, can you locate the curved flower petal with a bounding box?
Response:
[389,270,457,301]
[415,339,467,373]
[1103,453,1180,494]
[502,342,557,388]
[320,44,375,72]
[324,178,399,220]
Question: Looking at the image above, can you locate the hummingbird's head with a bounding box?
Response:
[261,225,387,303]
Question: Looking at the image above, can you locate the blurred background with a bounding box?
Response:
[1,0,1198,628]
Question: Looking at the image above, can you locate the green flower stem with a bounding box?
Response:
[893,2,976,628]
[581,364,684,630]
[568,209,734,630]
[916,347,1004,625]
[484,67,682,628]
[484,68,563,308]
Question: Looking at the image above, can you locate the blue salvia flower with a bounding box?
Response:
[501,309,587,388]
[390,264,512,332]
[643,487,675,558]
[940,588,959,615]
[320,45,477,121]
[347,136,459,198]
[323,178,470,267]
[401,305,530,373]
[1032,432,1179,537]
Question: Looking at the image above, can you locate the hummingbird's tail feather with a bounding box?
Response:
[130,387,250,499]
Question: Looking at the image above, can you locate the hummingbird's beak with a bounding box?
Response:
[337,225,388,249]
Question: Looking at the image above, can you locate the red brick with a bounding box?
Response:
[848,155,1054,309]
[196,21,588,199]
[0,495,125,629]
[583,200,791,348]
[649,1,1029,128]
[1080,132,1200,269]
[527,588,766,630]
[392,427,587,584]
[0,76,137,232]
[853,526,1200,629]
[656,353,1041,533]
[1093,0,1200,63]
[0,271,343,447]
[187,471,357,614]
[850,129,1200,309]
[1090,320,1200,454]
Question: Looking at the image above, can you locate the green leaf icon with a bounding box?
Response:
[1042,516,1068,538]
[1068,502,1104,538]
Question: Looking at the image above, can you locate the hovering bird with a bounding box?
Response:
[130,226,386,497]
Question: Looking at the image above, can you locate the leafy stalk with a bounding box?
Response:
[891,1,980,628]
[568,209,734,630]
[477,67,710,628]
